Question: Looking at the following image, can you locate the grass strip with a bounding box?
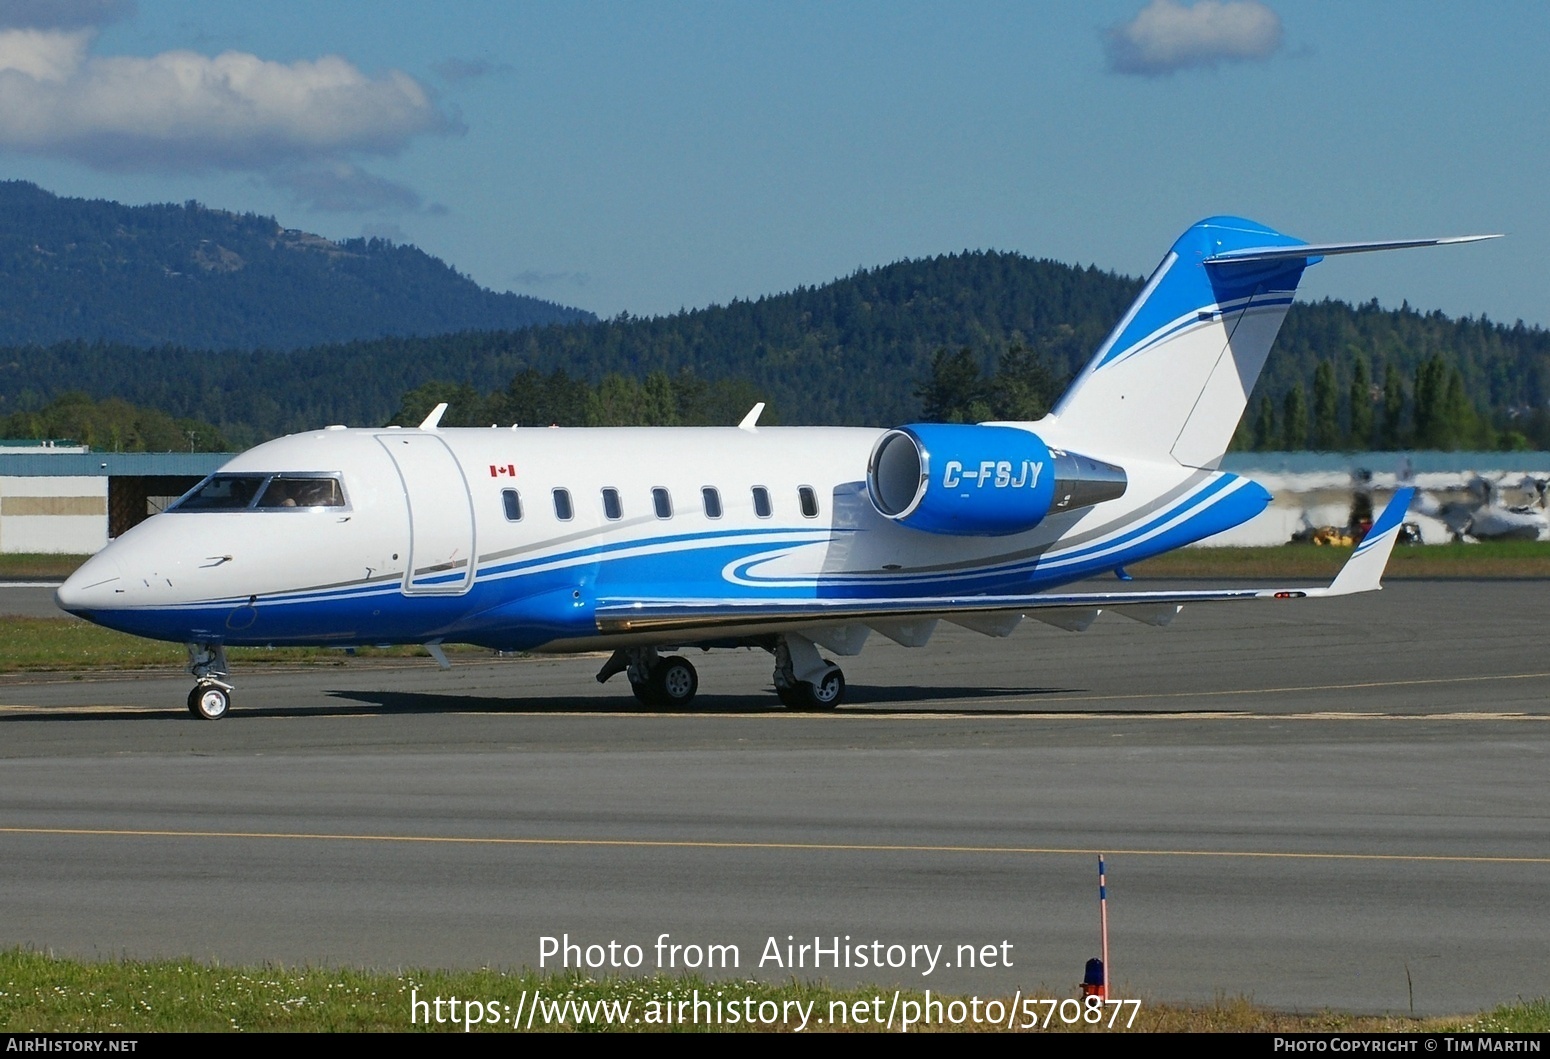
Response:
[0,949,1545,1033]
[0,554,91,580]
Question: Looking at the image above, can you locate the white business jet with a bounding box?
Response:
[56,217,1494,718]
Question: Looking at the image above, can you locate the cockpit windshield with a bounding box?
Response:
[171,474,346,512]
[256,477,345,509]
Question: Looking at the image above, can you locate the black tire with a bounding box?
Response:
[777,664,844,710]
[630,679,660,707]
[190,684,231,720]
[802,665,844,710]
[650,656,698,707]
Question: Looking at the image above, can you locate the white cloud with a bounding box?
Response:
[0,24,456,210]
[1106,0,1283,76]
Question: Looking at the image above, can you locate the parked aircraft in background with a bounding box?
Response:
[1413,473,1548,542]
[55,217,1492,718]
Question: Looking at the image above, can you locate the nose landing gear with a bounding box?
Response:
[186,644,233,720]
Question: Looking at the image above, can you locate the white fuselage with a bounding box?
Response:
[56,423,1267,653]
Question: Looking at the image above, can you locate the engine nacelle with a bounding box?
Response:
[866,423,1127,536]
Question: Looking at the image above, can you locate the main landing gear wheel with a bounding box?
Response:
[599,648,702,709]
[778,661,845,711]
[649,655,699,708]
[805,663,845,710]
[188,684,231,720]
[627,654,699,708]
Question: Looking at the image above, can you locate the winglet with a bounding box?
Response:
[1323,487,1415,596]
[738,402,765,432]
[419,402,448,430]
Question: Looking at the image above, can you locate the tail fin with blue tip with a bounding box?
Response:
[1044,217,1498,471]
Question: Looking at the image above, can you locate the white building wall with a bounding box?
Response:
[0,476,109,554]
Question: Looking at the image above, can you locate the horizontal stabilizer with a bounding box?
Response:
[1205,235,1500,266]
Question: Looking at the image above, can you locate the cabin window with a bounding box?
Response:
[602,487,622,521]
[652,487,673,519]
[798,485,819,518]
[502,489,522,522]
[752,486,772,518]
[553,488,574,521]
[701,486,723,519]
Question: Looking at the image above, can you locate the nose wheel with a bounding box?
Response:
[187,682,233,720]
[185,643,233,720]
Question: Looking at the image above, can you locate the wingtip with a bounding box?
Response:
[1324,487,1415,596]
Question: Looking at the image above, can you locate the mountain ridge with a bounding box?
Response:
[0,181,593,349]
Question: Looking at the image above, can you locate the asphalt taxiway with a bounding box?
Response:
[1,580,1546,1014]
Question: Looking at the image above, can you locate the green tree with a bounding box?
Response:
[489,368,593,426]
[990,344,1058,421]
[639,371,680,426]
[916,347,989,423]
[588,374,646,426]
[1312,360,1340,451]
[1251,393,1277,451]
[1413,355,1449,448]
[1281,382,1308,450]
[1348,354,1373,449]
[1380,361,1406,449]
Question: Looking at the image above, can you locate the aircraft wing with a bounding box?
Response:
[596,489,1415,639]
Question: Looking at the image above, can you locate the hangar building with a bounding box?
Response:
[0,442,231,554]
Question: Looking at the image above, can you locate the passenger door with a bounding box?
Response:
[376,434,476,595]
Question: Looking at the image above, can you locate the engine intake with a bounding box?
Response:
[867,424,1126,536]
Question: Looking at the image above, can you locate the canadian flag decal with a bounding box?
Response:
[490,464,516,477]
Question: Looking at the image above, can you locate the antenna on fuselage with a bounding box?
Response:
[738,403,765,432]
[418,402,448,430]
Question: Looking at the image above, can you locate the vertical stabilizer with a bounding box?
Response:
[1047,217,1310,469]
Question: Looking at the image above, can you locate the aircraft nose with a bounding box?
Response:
[55,552,124,614]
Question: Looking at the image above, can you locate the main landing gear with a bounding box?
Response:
[596,647,699,708]
[595,635,847,711]
[186,643,233,720]
[771,635,845,711]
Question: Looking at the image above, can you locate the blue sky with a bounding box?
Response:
[1,1,1543,325]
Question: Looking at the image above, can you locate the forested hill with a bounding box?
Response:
[1,242,1546,449]
[0,181,592,349]
[0,252,1139,442]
